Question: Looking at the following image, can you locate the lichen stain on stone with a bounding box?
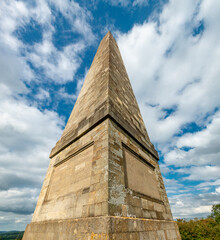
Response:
[110,146,123,158]
[109,158,122,170]
[109,125,121,145]
[90,232,108,240]
[127,213,137,218]
[109,184,126,205]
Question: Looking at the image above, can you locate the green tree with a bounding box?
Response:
[177,204,220,240]
[208,204,220,223]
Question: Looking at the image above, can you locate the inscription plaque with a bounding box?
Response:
[123,146,161,201]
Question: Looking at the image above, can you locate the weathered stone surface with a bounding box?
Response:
[32,120,109,223]
[23,217,181,240]
[23,32,181,239]
[107,120,173,221]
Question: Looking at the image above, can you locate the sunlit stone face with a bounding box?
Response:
[46,145,93,201]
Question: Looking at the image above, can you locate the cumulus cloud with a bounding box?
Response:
[198,179,220,188]
[27,39,85,83]
[0,0,94,231]
[0,0,94,84]
[106,0,150,7]
[0,96,64,217]
[0,189,38,215]
[117,0,220,219]
[170,188,220,219]
[178,166,220,181]
[163,178,184,194]
[164,110,220,167]
[163,110,220,184]
[35,88,50,101]
[0,211,32,231]
[133,0,149,6]
[0,46,31,96]
[0,188,38,230]
[118,0,220,145]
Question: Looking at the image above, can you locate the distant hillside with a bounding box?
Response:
[0,231,24,240]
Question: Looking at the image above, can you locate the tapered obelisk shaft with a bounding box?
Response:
[23,32,181,240]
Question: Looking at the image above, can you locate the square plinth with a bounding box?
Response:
[22,216,181,240]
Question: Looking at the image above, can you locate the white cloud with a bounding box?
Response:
[117,0,220,219]
[133,0,149,6]
[0,91,64,231]
[27,39,85,83]
[0,46,31,96]
[0,0,94,230]
[117,0,220,145]
[164,110,220,171]
[0,189,38,214]
[216,187,220,194]
[0,96,64,172]
[0,0,95,84]
[57,87,77,102]
[106,0,149,7]
[177,166,220,181]
[56,70,86,103]
[198,179,220,188]
[163,178,184,194]
[117,0,220,168]
[0,1,29,50]
[35,88,50,101]
[176,112,220,150]
[0,6,92,229]
[0,211,32,231]
[170,190,219,219]
[48,0,94,41]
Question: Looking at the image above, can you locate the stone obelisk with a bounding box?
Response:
[23,32,181,240]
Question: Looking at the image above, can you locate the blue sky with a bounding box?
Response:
[0,0,219,231]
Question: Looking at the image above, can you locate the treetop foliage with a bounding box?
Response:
[177,204,220,240]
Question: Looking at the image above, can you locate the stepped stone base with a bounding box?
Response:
[22,216,181,240]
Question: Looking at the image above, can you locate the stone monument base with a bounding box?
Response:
[22,216,181,240]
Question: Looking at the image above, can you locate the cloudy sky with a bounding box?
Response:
[0,0,219,231]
